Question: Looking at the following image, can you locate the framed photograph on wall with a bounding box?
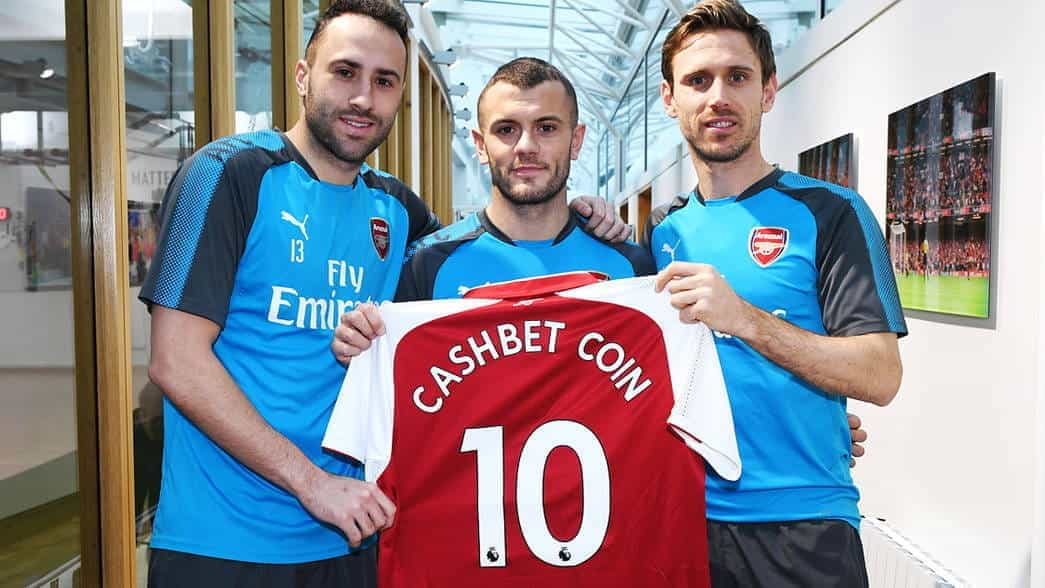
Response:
[798,133,855,189]
[885,72,995,319]
[128,201,161,287]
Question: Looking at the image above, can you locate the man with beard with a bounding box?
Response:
[139,2,625,585]
[646,1,906,585]
[390,57,654,303]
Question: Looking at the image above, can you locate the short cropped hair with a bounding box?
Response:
[661,0,776,86]
[477,57,579,127]
[305,0,409,64]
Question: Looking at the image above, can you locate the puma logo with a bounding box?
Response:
[661,239,680,262]
[281,211,309,240]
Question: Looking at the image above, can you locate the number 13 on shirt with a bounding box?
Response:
[460,420,610,568]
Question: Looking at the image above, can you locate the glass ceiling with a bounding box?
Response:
[424,0,823,196]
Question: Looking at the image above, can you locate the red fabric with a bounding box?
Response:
[377,292,710,587]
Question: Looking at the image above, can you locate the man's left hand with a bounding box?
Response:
[570,196,631,242]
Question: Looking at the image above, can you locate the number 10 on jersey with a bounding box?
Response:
[459,421,611,568]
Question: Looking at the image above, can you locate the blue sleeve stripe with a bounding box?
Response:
[150,131,284,308]
[779,173,906,333]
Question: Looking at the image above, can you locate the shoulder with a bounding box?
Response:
[601,239,657,276]
[358,165,440,241]
[190,130,290,171]
[649,192,693,228]
[407,213,484,259]
[643,192,692,248]
[359,165,420,203]
[773,171,869,215]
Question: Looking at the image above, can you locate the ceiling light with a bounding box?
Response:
[432,49,457,66]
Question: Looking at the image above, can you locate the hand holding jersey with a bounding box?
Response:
[654,261,753,335]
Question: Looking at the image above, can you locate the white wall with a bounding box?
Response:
[616,0,1044,584]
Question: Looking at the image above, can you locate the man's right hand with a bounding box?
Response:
[332,303,386,365]
[297,469,396,547]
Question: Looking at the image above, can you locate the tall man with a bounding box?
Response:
[648,1,907,585]
[140,2,625,585]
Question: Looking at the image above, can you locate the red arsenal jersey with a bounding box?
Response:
[323,273,740,587]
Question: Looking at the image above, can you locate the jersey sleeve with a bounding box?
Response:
[138,143,267,327]
[810,192,908,338]
[559,277,741,480]
[323,309,396,482]
[663,321,740,481]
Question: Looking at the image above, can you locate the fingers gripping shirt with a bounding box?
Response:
[323,274,740,587]
[643,169,907,529]
[138,130,439,563]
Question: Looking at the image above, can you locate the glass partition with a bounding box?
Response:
[122,0,195,581]
[235,0,273,132]
[0,2,80,585]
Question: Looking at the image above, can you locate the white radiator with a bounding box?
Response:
[25,556,78,588]
[862,517,966,588]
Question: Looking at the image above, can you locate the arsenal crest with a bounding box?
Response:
[370,217,390,261]
[748,227,788,267]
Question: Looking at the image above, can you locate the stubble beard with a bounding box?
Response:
[686,114,760,164]
[304,85,392,166]
[490,159,571,207]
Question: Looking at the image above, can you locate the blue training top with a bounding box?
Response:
[644,168,907,529]
[139,130,439,563]
[395,209,655,301]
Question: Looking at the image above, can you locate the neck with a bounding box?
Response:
[285,119,362,185]
[485,190,570,241]
[689,143,775,200]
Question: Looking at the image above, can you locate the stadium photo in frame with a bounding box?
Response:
[885,73,995,319]
[798,133,855,189]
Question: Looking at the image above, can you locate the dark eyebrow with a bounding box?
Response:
[683,64,757,77]
[487,117,518,129]
[534,115,565,124]
[487,114,565,129]
[329,59,402,82]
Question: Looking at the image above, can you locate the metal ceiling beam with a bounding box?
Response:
[554,48,621,103]
[560,0,638,56]
[464,43,621,56]
[547,0,557,62]
[610,0,655,29]
[566,46,626,84]
[610,9,671,120]
[663,0,687,18]
[556,23,634,59]
[567,0,650,31]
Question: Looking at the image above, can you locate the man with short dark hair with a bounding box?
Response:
[142,2,626,584]
[648,0,906,585]
[142,2,415,585]
[394,57,654,303]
